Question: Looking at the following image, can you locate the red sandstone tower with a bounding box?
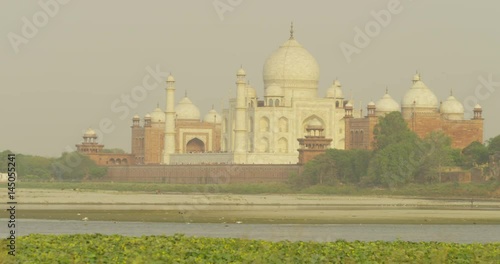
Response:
[297,119,333,164]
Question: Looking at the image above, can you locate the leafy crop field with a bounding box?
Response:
[2,234,499,263]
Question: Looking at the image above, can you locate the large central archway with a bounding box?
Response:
[186,138,205,153]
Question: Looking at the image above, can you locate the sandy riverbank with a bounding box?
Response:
[3,189,500,224]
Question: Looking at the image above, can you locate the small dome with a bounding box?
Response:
[133,114,140,120]
[237,67,246,76]
[84,128,97,137]
[326,80,344,98]
[474,104,482,109]
[441,95,464,114]
[175,96,201,120]
[402,74,439,110]
[167,74,175,82]
[376,92,400,115]
[247,83,257,98]
[266,84,284,97]
[144,113,151,119]
[203,109,222,123]
[150,107,165,123]
[368,101,376,106]
[307,119,323,127]
[345,101,353,108]
[440,95,464,120]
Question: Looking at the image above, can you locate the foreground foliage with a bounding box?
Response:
[1,234,499,263]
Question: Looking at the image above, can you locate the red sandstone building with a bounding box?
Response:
[130,97,222,165]
[345,73,483,150]
[75,128,135,166]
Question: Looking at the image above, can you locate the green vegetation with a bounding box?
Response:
[52,152,107,181]
[487,134,500,153]
[293,149,371,186]
[462,141,490,168]
[1,234,499,263]
[295,112,500,189]
[0,150,106,181]
[0,150,55,181]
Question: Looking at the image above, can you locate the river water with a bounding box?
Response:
[3,219,499,243]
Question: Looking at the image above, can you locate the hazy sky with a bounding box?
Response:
[1,0,499,157]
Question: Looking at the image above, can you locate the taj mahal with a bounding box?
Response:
[77,24,483,166]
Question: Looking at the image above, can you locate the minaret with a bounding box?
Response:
[233,67,248,163]
[163,74,176,164]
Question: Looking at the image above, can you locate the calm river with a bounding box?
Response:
[3,219,499,243]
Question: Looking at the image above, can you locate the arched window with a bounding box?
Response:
[269,99,274,107]
[186,138,205,153]
[275,99,280,107]
[259,117,270,132]
[279,117,288,132]
[302,115,324,135]
[278,138,288,153]
[259,138,269,153]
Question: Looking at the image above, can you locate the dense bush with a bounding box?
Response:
[0,150,106,181]
[295,112,499,188]
[2,234,499,263]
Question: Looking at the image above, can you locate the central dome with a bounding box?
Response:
[150,106,165,123]
[376,91,400,116]
[175,96,200,120]
[401,73,439,116]
[263,27,319,99]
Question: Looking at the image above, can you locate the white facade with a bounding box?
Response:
[165,25,347,164]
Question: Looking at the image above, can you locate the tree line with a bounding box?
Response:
[0,150,113,181]
[293,112,500,188]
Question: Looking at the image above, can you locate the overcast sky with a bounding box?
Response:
[1,0,499,157]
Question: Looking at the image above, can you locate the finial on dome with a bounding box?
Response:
[157,102,159,108]
[167,73,175,82]
[185,90,187,97]
[237,66,246,76]
[413,71,421,83]
[211,104,214,110]
[289,21,294,39]
[385,86,389,94]
[450,88,453,96]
